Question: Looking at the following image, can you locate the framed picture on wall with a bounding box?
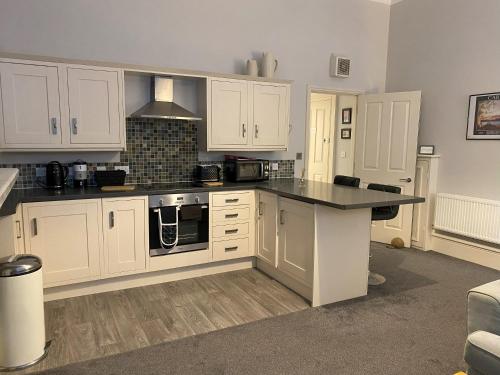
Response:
[341,128,351,139]
[467,92,500,140]
[342,108,352,124]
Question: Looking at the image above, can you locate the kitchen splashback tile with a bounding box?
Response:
[1,119,295,189]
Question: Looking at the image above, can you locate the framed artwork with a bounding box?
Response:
[341,128,351,139]
[467,92,500,140]
[342,108,352,124]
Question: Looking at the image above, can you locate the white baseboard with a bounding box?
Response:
[431,232,500,270]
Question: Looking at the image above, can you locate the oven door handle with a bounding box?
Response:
[155,206,180,248]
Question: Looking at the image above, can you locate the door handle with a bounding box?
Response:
[225,213,239,219]
[225,199,239,203]
[109,211,115,228]
[225,229,238,234]
[255,124,259,138]
[51,117,58,135]
[225,246,238,252]
[399,178,412,183]
[15,220,22,239]
[258,202,264,216]
[72,118,78,135]
[242,124,246,138]
[33,218,38,236]
[279,210,285,225]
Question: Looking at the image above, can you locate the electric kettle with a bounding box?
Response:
[45,161,68,189]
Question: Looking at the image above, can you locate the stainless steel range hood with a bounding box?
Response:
[130,76,202,121]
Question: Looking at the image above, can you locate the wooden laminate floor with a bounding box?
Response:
[22,269,309,374]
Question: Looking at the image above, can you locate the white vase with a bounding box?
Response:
[246,59,258,77]
[261,52,278,78]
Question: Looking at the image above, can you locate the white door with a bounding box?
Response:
[277,197,314,287]
[0,62,62,146]
[67,67,122,144]
[210,79,248,148]
[102,198,147,275]
[251,83,288,148]
[257,191,278,266]
[354,91,421,245]
[22,200,101,286]
[307,93,335,182]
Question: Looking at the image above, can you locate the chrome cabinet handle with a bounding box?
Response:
[255,124,259,138]
[51,117,58,135]
[226,198,239,203]
[279,210,285,225]
[109,211,115,228]
[72,118,78,135]
[399,178,412,183]
[33,218,38,236]
[225,229,238,234]
[225,246,238,252]
[15,220,22,239]
[225,213,238,219]
[258,202,264,216]
[242,124,246,138]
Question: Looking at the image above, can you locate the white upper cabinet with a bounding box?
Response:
[0,62,63,148]
[209,79,249,148]
[207,78,290,151]
[0,58,125,151]
[67,67,123,146]
[251,83,288,148]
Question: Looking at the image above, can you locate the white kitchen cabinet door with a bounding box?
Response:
[277,197,314,287]
[257,191,278,266]
[209,79,249,148]
[0,62,62,147]
[22,200,102,287]
[67,66,123,145]
[251,83,288,148]
[102,197,147,276]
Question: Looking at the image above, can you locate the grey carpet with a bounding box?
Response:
[36,244,499,375]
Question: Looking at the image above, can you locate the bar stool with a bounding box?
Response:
[367,183,402,286]
[333,175,360,188]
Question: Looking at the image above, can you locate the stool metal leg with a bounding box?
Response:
[368,271,386,286]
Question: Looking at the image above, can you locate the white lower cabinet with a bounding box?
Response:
[277,198,314,287]
[102,197,147,276]
[257,191,278,266]
[22,199,102,287]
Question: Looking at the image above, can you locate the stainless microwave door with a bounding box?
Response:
[238,163,262,180]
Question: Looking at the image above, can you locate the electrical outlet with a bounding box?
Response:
[340,151,347,158]
[296,153,303,160]
[35,167,46,177]
[114,165,130,175]
[271,162,279,171]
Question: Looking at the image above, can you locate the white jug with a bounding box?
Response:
[246,59,258,77]
[261,52,278,78]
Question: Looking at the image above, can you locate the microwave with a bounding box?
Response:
[224,159,270,182]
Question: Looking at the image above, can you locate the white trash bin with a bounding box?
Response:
[0,255,48,371]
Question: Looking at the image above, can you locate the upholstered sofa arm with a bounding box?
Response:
[464,331,500,375]
[467,280,500,336]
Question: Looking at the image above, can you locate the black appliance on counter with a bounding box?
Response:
[149,193,209,257]
[45,161,68,189]
[224,159,270,182]
[194,164,220,183]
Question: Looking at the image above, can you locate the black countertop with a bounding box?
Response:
[0,178,424,216]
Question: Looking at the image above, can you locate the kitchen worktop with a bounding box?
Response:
[0,178,424,217]
[0,168,18,210]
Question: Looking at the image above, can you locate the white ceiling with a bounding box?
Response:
[368,0,405,5]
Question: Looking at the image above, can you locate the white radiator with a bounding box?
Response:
[434,193,500,245]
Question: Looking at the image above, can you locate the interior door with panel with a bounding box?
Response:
[102,197,147,276]
[251,83,288,148]
[0,62,62,147]
[67,66,123,145]
[354,91,421,245]
[277,197,314,287]
[257,191,278,266]
[22,200,101,286]
[210,79,248,148]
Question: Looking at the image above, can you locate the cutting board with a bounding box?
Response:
[100,185,136,192]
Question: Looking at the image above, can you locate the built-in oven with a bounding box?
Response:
[149,193,209,256]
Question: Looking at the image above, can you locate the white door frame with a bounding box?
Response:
[304,85,365,182]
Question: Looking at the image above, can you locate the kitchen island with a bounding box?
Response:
[1,179,423,306]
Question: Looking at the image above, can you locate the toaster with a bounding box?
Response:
[194,165,220,182]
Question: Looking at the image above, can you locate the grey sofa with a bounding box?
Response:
[464,280,500,375]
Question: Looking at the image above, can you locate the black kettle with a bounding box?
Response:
[46,161,68,189]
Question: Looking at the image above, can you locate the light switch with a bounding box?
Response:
[340,151,347,158]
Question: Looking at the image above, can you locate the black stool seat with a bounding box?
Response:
[367,183,401,221]
[334,175,360,188]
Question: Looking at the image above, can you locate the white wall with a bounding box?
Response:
[0,0,390,174]
[335,95,357,176]
[386,0,500,200]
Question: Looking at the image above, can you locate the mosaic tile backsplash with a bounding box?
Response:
[1,119,295,189]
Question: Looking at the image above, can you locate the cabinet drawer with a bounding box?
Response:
[212,222,249,238]
[212,191,252,207]
[212,207,249,223]
[213,238,249,261]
